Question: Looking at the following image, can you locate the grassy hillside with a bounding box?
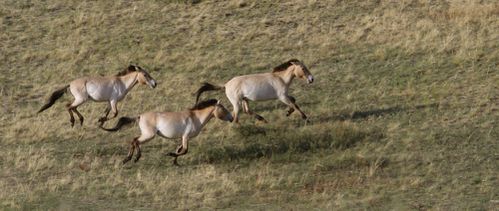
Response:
[1,0,498,209]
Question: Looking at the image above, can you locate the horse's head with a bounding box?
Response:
[290,60,314,84]
[213,100,234,122]
[133,65,157,89]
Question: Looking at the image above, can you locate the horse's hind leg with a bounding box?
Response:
[134,133,155,163]
[67,108,75,127]
[73,107,84,126]
[242,98,267,123]
[123,137,139,164]
[227,97,241,123]
[67,96,86,127]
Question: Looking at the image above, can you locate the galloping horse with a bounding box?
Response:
[37,65,157,127]
[195,59,314,123]
[100,99,233,165]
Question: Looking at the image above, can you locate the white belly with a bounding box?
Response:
[242,82,278,101]
[156,118,188,138]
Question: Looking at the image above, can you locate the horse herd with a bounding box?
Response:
[37,59,314,165]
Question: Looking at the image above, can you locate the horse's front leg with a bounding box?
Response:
[98,105,111,126]
[285,96,296,116]
[166,136,189,166]
[279,95,308,121]
[98,101,118,125]
[166,145,182,166]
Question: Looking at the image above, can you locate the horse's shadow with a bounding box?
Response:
[320,103,439,122]
[193,124,375,164]
[191,103,438,164]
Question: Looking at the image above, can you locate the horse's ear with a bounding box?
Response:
[127,65,136,72]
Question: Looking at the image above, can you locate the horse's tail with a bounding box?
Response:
[195,82,224,104]
[37,85,70,113]
[99,117,137,132]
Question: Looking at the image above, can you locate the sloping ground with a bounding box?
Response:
[0,0,497,209]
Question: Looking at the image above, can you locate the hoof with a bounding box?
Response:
[255,115,267,123]
[134,155,141,163]
[97,117,107,125]
[255,119,268,124]
[122,156,132,164]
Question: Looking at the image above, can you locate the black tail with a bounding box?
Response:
[194,82,224,104]
[99,117,136,132]
[37,85,69,113]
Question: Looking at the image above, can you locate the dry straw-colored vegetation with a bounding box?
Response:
[1,0,498,209]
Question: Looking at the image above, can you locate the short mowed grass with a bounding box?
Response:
[1,0,498,210]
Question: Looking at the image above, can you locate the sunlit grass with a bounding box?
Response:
[0,0,497,210]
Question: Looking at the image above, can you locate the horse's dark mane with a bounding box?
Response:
[190,99,218,110]
[116,65,137,76]
[272,59,301,73]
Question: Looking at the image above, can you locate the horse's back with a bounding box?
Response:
[227,73,271,83]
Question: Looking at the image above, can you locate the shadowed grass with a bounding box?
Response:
[196,123,381,164]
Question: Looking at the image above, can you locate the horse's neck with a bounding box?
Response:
[191,107,215,128]
[119,72,139,92]
[275,67,295,86]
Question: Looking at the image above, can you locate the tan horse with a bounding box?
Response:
[37,65,157,127]
[100,99,233,165]
[195,59,314,123]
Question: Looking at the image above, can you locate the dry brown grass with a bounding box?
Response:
[0,0,498,209]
